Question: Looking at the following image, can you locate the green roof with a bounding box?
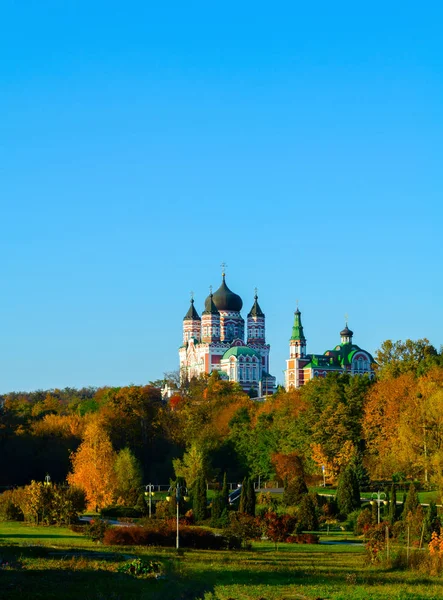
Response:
[222,346,260,360]
[290,309,306,342]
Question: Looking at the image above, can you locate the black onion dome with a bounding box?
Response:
[183,299,201,321]
[203,293,220,315]
[340,325,353,337]
[209,275,243,312]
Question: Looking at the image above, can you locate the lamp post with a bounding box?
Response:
[44,474,51,486]
[321,465,326,487]
[144,484,155,518]
[166,483,189,549]
[370,491,388,524]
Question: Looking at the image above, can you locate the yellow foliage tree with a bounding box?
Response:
[67,418,117,510]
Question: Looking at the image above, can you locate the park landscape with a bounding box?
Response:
[1,339,443,598]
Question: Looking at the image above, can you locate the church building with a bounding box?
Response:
[284,308,375,389]
[179,272,276,395]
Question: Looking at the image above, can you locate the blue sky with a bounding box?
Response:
[1,1,442,392]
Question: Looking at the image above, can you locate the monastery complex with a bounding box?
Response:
[179,271,374,394]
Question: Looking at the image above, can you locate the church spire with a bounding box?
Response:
[289,306,306,358]
[290,307,306,342]
[248,289,264,318]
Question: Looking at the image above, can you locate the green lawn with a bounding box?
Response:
[1,521,443,599]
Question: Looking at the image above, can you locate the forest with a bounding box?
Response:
[1,337,443,506]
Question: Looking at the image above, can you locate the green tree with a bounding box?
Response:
[375,339,439,379]
[389,483,398,525]
[192,473,207,522]
[298,493,319,531]
[114,447,143,506]
[336,466,360,517]
[239,477,256,516]
[173,444,210,489]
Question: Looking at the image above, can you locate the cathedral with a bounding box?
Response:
[179,271,276,395]
[284,307,375,389]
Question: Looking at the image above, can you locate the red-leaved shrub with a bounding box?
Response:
[286,533,319,544]
[103,524,240,550]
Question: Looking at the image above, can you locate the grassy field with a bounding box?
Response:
[1,521,443,599]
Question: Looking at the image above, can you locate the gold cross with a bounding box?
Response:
[220,261,227,276]
[344,313,349,325]
[190,291,194,301]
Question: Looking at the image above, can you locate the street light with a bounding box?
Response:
[370,491,388,524]
[166,482,189,549]
[321,465,326,487]
[44,474,51,486]
[144,484,155,518]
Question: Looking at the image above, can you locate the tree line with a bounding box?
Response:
[0,338,442,508]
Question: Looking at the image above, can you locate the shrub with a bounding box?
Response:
[103,523,240,550]
[84,519,110,542]
[262,511,297,548]
[355,508,374,535]
[117,558,162,578]
[0,490,24,522]
[100,506,143,519]
[227,513,262,548]
[286,533,319,544]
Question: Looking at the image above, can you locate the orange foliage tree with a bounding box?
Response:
[67,417,117,510]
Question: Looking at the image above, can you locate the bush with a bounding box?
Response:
[84,519,110,542]
[103,523,241,550]
[227,513,262,548]
[355,508,374,535]
[117,558,162,578]
[0,490,24,522]
[286,533,319,544]
[100,506,143,519]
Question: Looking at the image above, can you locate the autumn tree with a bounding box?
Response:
[67,417,117,510]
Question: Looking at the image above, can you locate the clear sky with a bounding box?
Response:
[1,1,442,393]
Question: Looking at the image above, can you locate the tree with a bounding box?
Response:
[389,483,398,525]
[211,473,229,526]
[239,477,256,516]
[173,444,210,489]
[283,475,308,507]
[114,447,143,506]
[336,466,360,517]
[192,473,207,522]
[298,493,319,531]
[271,452,304,484]
[67,418,117,510]
[402,483,420,520]
[375,339,439,379]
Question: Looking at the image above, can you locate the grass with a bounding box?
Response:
[1,521,443,599]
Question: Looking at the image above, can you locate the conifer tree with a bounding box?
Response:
[298,493,319,531]
[336,465,360,517]
[239,477,256,516]
[389,483,397,525]
[402,483,420,520]
[192,474,207,522]
[221,472,229,506]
